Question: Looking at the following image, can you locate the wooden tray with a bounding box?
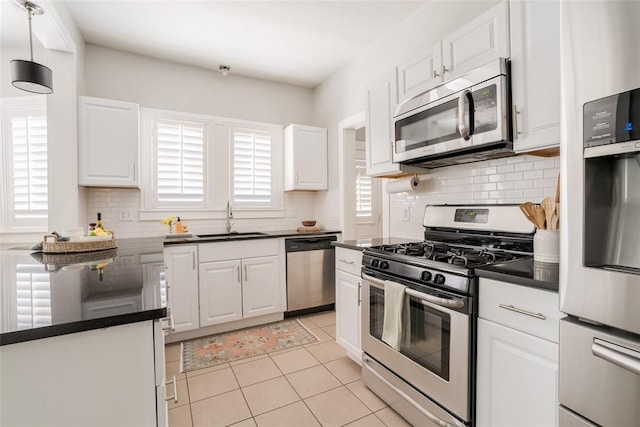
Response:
[296,226,321,233]
[42,233,118,253]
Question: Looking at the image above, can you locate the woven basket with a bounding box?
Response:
[42,233,118,253]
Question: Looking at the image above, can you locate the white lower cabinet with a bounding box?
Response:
[335,247,363,363]
[164,245,199,333]
[199,255,280,326]
[0,320,168,426]
[476,277,561,427]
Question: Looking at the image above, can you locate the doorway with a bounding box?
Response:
[338,112,381,240]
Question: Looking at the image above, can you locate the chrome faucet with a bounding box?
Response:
[226,201,234,233]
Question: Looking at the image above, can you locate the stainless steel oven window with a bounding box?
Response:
[369,286,452,381]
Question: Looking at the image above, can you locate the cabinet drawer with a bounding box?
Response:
[335,247,362,276]
[199,239,278,263]
[479,277,562,343]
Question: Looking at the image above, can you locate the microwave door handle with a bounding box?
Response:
[457,89,475,141]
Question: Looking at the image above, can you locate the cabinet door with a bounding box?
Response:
[365,69,400,177]
[442,1,509,80]
[78,96,139,187]
[397,41,443,103]
[476,318,558,427]
[284,124,328,191]
[242,256,281,318]
[335,270,362,362]
[164,245,199,333]
[511,0,560,153]
[199,260,243,326]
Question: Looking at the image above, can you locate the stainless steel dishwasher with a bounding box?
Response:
[285,235,337,316]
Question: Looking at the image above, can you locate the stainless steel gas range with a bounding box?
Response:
[361,205,535,427]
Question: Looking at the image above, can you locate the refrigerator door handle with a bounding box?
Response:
[592,338,640,376]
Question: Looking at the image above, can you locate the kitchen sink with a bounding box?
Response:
[195,232,268,239]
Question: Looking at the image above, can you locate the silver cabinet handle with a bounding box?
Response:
[244,264,248,281]
[338,259,354,265]
[363,356,459,427]
[192,252,196,270]
[442,65,449,74]
[164,375,178,403]
[358,281,361,306]
[513,105,521,139]
[498,304,546,320]
[433,69,440,79]
[236,265,241,283]
[133,162,136,180]
[592,338,640,376]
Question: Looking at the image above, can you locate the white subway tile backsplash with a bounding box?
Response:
[389,155,559,239]
[523,170,544,180]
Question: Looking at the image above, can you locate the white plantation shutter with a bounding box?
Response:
[356,158,373,218]
[12,115,48,218]
[16,264,51,329]
[155,120,205,206]
[1,97,48,231]
[232,128,272,204]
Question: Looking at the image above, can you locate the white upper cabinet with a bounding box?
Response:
[284,124,327,191]
[365,70,426,178]
[510,0,561,153]
[442,1,510,81]
[397,41,443,103]
[78,96,140,187]
[396,2,510,106]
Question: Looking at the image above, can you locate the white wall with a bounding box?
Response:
[312,0,500,233]
[82,45,320,237]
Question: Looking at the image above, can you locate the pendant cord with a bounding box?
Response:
[27,6,34,61]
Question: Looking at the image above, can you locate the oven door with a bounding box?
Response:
[361,272,472,423]
[392,75,508,164]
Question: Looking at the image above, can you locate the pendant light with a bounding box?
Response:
[10,1,53,94]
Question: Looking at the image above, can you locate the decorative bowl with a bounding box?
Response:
[301,220,317,227]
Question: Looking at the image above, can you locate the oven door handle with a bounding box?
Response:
[363,356,463,427]
[362,273,465,310]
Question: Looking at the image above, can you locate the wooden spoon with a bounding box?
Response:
[541,197,556,230]
[531,204,546,229]
[519,204,537,227]
[553,203,560,230]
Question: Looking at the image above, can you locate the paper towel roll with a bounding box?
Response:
[385,176,420,194]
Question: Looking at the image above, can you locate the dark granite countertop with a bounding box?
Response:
[476,258,559,292]
[0,238,167,346]
[332,237,418,251]
[165,229,341,245]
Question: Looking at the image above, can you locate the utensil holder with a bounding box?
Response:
[534,230,559,263]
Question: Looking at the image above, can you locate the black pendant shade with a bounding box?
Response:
[11,59,53,94]
[10,1,53,94]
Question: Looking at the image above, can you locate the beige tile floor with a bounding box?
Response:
[165,311,412,427]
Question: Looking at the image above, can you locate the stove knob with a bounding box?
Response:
[421,271,432,282]
[379,261,389,269]
[434,274,446,285]
[370,259,380,268]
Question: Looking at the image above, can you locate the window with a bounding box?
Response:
[355,158,372,218]
[141,108,211,212]
[0,97,48,231]
[156,121,205,204]
[231,127,273,205]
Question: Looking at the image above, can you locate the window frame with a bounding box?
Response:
[0,96,48,233]
[139,108,283,220]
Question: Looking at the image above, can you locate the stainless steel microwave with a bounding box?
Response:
[392,58,513,168]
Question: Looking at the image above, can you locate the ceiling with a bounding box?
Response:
[57,0,429,88]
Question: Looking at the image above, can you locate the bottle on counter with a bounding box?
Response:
[96,213,103,230]
[175,217,184,234]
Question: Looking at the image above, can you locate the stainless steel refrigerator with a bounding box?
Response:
[560,2,640,426]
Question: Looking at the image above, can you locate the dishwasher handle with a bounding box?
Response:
[285,236,337,252]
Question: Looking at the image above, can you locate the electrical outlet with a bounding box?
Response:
[119,209,134,221]
[402,206,410,221]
